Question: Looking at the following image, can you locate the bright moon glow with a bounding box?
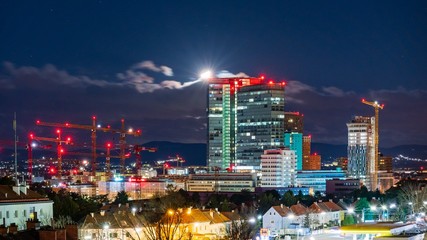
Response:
[200,70,212,79]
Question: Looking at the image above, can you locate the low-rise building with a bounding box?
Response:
[263,201,345,237]
[186,173,256,192]
[79,206,234,240]
[326,179,360,198]
[296,169,346,193]
[0,185,53,230]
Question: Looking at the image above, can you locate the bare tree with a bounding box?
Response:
[139,208,192,240]
[225,218,256,240]
[398,181,427,215]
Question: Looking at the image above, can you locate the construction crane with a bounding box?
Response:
[132,145,157,174]
[361,98,384,191]
[29,130,72,178]
[36,117,141,175]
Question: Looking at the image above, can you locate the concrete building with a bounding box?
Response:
[98,178,174,201]
[261,149,296,187]
[347,116,376,190]
[296,169,347,194]
[284,112,304,133]
[0,185,53,230]
[302,135,311,169]
[186,173,257,192]
[304,153,321,170]
[67,183,97,197]
[326,179,361,198]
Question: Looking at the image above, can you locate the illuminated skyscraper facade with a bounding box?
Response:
[347,116,376,190]
[207,78,285,172]
[207,77,262,170]
[236,83,286,171]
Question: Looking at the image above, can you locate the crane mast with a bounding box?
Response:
[361,99,384,191]
[36,117,141,176]
[29,131,71,178]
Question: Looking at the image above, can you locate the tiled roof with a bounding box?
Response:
[271,205,292,217]
[0,185,50,203]
[309,201,344,213]
[289,203,307,216]
[80,207,233,229]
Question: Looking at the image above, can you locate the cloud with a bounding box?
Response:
[0,62,120,89]
[216,70,250,78]
[322,86,346,97]
[132,60,174,76]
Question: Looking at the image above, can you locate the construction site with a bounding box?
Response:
[1,116,191,184]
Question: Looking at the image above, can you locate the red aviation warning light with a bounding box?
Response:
[164,163,169,169]
[280,81,286,86]
[49,167,56,174]
[106,143,112,148]
[268,80,274,85]
[259,75,265,80]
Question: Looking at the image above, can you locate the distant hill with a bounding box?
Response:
[1,141,425,169]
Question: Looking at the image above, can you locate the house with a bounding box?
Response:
[0,185,53,230]
[79,206,234,240]
[263,201,345,237]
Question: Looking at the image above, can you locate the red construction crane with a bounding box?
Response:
[29,130,72,178]
[132,145,157,174]
[36,117,141,175]
[361,98,384,191]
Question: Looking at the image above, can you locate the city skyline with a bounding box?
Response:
[1,1,426,147]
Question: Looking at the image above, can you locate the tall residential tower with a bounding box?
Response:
[347,116,375,190]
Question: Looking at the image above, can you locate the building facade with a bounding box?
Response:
[284,133,303,170]
[236,83,286,172]
[186,173,257,192]
[295,170,346,194]
[261,149,296,187]
[347,116,376,190]
[0,185,53,230]
[207,77,262,171]
[303,154,321,170]
[325,179,361,198]
[284,112,304,133]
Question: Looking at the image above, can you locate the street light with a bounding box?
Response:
[103,223,110,240]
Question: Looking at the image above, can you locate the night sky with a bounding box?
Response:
[0,1,426,148]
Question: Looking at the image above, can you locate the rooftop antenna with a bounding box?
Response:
[13,112,18,186]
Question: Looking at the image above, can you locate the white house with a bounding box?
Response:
[263,201,344,237]
[0,185,53,230]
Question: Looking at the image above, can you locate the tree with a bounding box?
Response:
[398,181,427,215]
[354,198,373,221]
[225,219,256,240]
[140,208,191,240]
[342,214,355,226]
[114,190,129,205]
[258,192,280,215]
[281,190,297,207]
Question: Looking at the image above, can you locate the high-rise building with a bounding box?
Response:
[284,112,304,133]
[235,83,286,171]
[284,132,303,170]
[207,77,262,170]
[261,149,296,187]
[346,116,376,190]
[302,135,311,168]
[207,77,286,172]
